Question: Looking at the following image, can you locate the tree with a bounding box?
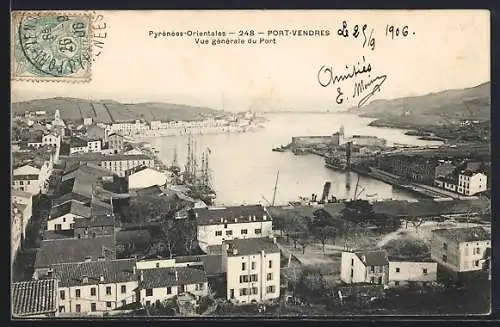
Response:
[161,220,178,258]
[298,268,326,295]
[286,214,308,249]
[176,218,197,255]
[272,214,286,238]
[341,199,375,227]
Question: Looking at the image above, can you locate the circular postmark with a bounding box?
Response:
[15,13,92,78]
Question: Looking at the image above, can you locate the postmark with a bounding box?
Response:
[11,11,93,82]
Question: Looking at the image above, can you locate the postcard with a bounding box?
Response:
[11,10,491,318]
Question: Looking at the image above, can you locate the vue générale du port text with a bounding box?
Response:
[148,29,331,46]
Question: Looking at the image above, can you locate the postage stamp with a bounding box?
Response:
[11,11,93,82]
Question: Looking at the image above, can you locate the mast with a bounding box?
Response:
[353,175,360,200]
[172,148,178,169]
[271,169,279,206]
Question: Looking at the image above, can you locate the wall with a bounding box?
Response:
[197,220,273,253]
[75,225,114,238]
[136,259,176,270]
[58,281,138,313]
[467,173,487,196]
[340,252,366,284]
[12,193,33,237]
[140,282,209,306]
[12,178,40,195]
[388,261,437,285]
[100,159,155,177]
[291,136,334,150]
[47,213,79,231]
[459,240,490,272]
[430,233,460,272]
[226,251,280,304]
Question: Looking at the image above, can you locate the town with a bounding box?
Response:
[11,109,491,318]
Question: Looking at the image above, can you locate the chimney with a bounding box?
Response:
[175,270,178,281]
[133,266,136,275]
[362,255,366,263]
[232,248,238,255]
[99,275,104,282]
[140,270,144,282]
[234,218,238,223]
[273,237,277,244]
[263,215,267,220]
[82,275,89,284]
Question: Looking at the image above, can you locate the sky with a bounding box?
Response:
[11,10,490,112]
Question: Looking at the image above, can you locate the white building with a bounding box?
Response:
[83,117,93,126]
[47,200,92,231]
[194,205,273,253]
[457,171,487,196]
[388,261,437,286]
[150,121,162,130]
[74,154,155,177]
[127,167,168,190]
[11,189,33,238]
[52,259,138,314]
[42,134,61,147]
[11,203,24,264]
[69,138,102,155]
[340,250,389,285]
[12,164,42,194]
[87,140,102,153]
[222,237,280,304]
[430,226,491,279]
[138,264,209,307]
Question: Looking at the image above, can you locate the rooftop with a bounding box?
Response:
[11,279,58,317]
[34,235,116,268]
[140,265,207,289]
[43,230,75,240]
[354,250,389,266]
[194,204,269,226]
[70,153,152,162]
[51,258,136,287]
[49,200,91,220]
[432,226,490,243]
[69,136,88,147]
[174,254,224,276]
[74,214,115,228]
[223,237,280,257]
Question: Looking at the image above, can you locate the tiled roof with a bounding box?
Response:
[194,205,269,226]
[51,258,137,287]
[49,200,91,220]
[71,153,152,162]
[355,250,389,266]
[174,254,224,276]
[223,237,280,257]
[135,185,163,196]
[34,235,116,268]
[12,174,39,181]
[432,226,490,243]
[74,214,115,228]
[11,279,58,317]
[52,193,90,207]
[125,165,150,176]
[69,137,88,147]
[140,266,207,289]
[43,230,75,240]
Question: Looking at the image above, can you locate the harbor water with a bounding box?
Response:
[143,113,443,206]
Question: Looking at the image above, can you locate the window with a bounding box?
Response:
[422,268,428,275]
[370,277,375,284]
[442,254,447,262]
[63,217,66,222]
[267,273,273,281]
[268,260,272,269]
[106,286,112,295]
[395,267,400,273]
[240,275,249,283]
[224,224,228,229]
[241,229,248,235]
[350,269,354,278]
[122,300,127,307]
[474,260,480,267]
[70,223,74,229]
[146,301,151,307]
[251,262,256,270]
[226,230,233,236]
[351,258,354,266]
[75,289,81,298]
[250,274,258,282]
[252,287,258,295]
[240,288,248,296]
[156,263,160,268]
[55,224,62,231]
[58,305,65,313]
[242,262,246,271]
[196,283,204,291]
[75,304,81,312]
[60,290,65,300]
[167,287,172,294]
[267,285,275,294]
[91,303,97,312]
[370,266,375,272]
[106,302,112,308]
[146,288,153,296]
[475,248,481,255]
[443,243,448,250]
[91,287,96,296]
[121,285,126,294]
[394,281,400,286]
[255,228,262,234]
[215,231,222,236]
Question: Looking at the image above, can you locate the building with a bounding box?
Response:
[12,189,33,238]
[349,135,387,147]
[127,166,168,190]
[70,153,155,177]
[150,121,162,130]
[47,200,92,231]
[12,164,41,194]
[108,133,124,152]
[86,125,106,141]
[11,279,59,318]
[388,260,438,286]
[33,235,116,278]
[87,140,102,153]
[378,155,438,184]
[340,250,389,285]
[27,135,43,148]
[11,203,24,264]
[194,205,273,253]
[51,258,138,314]
[138,264,209,307]
[222,237,280,304]
[42,133,61,147]
[69,137,90,155]
[74,214,115,239]
[457,171,487,196]
[430,226,491,280]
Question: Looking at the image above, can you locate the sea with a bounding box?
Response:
[142,113,444,206]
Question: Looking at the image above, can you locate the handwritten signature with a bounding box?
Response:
[317,56,372,87]
[352,74,387,107]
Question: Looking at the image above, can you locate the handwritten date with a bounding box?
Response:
[337,21,376,51]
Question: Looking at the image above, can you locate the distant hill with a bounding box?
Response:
[11,97,224,123]
[349,82,490,126]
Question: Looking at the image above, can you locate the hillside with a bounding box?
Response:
[11,97,224,123]
[349,82,490,126]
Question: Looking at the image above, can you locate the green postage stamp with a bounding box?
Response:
[11,11,93,82]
